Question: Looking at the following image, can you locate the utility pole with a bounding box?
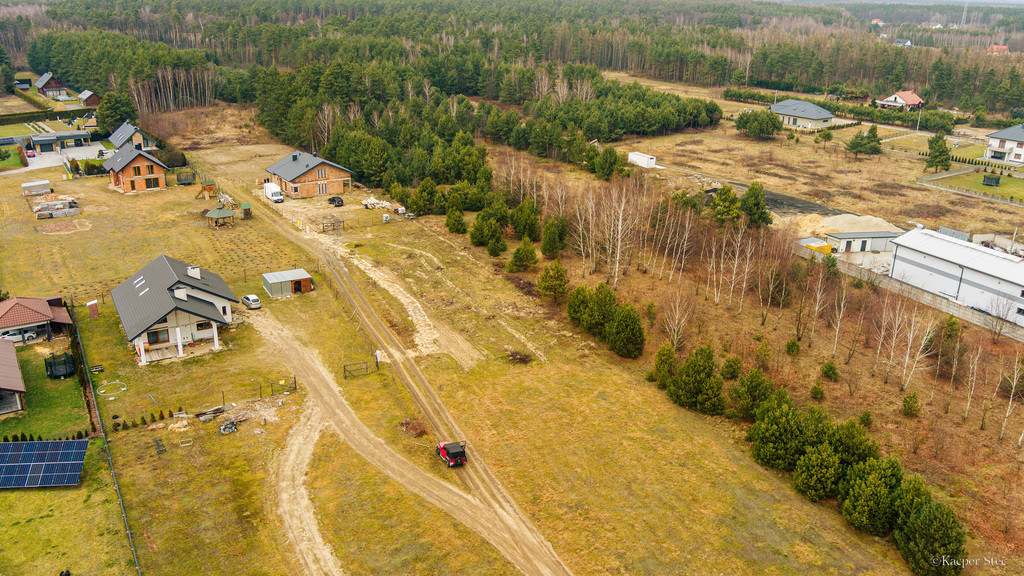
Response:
[916,106,923,132]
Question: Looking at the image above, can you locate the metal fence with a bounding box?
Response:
[916,166,1024,208]
[257,376,297,398]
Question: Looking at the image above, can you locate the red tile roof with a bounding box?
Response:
[0,297,71,330]
[0,340,26,393]
[988,45,1009,53]
[894,90,923,105]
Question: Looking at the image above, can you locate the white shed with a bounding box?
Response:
[628,152,657,169]
[890,228,1024,326]
[825,231,899,253]
[21,180,50,196]
[262,269,313,297]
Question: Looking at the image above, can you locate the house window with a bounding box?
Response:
[132,166,141,177]
[292,186,299,195]
[318,182,327,195]
[146,165,154,175]
[145,177,160,189]
[129,180,136,191]
[1000,140,1007,148]
[196,321,212,331]
[147,329,169,344]
[221,306,228,316]
[317,168,326,179]
[1017,308,1024,316]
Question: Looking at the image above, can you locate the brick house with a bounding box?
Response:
[33,72,66,98]
[102,145,168,193]
[265,150,354,199]
[109,121,157,151]
[0,296,72,341]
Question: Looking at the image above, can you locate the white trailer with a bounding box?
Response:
[627,152,657,169]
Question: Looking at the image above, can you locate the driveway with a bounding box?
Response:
[6,142,107,174]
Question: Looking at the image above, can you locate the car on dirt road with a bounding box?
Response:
[327,196,344,207]
[241,294,262,309]
[436,441,467,467]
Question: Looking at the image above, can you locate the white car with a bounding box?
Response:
[241,295,262,309]
[0,330,37,343]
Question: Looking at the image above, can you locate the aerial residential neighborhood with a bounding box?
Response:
[2,1,1024,576]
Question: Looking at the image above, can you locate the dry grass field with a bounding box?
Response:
[0,94,41,115]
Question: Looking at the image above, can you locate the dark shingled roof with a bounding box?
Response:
[265,150,352,182]
[109,121,149,149]
[110,255,238,342]
[987,124,1024,143]
[30,130,90,145]
[33,72,52,89]
[102,144,167,174]
[768,99,835,121]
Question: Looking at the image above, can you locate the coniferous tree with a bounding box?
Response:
[446,206,467,234]
[566,286,590,325]
[537,260,569,303]
[728,367,775,421]
[925,133,952,173]
[740,181,772,228]
[894,502,967,576]
[506,237,539,272]
[653,342,679,390]
[794,443,841,502]
[96,92,139,133]
[710,185,741,225]
[605,304,646,359]
[581,284,616,337]
[748,391,805,471]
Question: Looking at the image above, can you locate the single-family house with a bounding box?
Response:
[265,150,354,199]
[33,72,66,98]
[890,227,1024,326]
[875,90,924,111]
[988,45,1010,55]
[870,19,885,25]
[893,39,913,48]
[262,269,313,297]
[0,297,72,341]
[109,121,157,151]
[767,99,835,130]
[110,255,239,365]
[825,231,899,253]
[77,90,102,107]
[983,124,1024,166]
[0,340,26,416]
[102,145,168,193]
[29,131,91,153]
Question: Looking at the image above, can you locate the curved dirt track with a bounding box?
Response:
[274,408,346,576]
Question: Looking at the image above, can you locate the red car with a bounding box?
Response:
[436,441,467,467]
[26,150,35,158]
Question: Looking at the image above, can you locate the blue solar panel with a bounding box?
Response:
[0,440,88,489]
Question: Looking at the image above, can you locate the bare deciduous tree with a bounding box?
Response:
[1001,351,1019,441]
[663,292,695,351]
[963,349,981,422]
[987,295,1016,343]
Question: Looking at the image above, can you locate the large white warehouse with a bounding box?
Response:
[890,228,1024,326]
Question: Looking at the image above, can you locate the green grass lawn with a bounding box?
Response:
[0,123,38,137]
[939,171,1024,200]
[0,344,91,440]
[0,439,135,576]
[44,120,70,132]
[101,139,115,149]
[0,145,23,169]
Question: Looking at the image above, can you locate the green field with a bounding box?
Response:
[0,145,22,169]
[0,345,91,440]
[940,171,1024,199]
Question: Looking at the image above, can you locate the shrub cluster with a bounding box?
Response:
[566,284,645,358]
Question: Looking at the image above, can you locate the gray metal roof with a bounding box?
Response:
[987,124,1024,143]
[110,255,238,342]
[33,72,52,89]
[101,144,167,173]
[109,121,149,149]
[892,228,1024,287]
[825,231,899,240]
[265,150,351,182]
[768,99,834,121]
[262,269,311,284]
[30,130,90,145]
[78,90,94,101]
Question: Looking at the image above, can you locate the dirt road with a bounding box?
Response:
[274,408,346,576]
[251,308,571,576]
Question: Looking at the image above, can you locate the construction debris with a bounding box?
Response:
[219,420,238,435]
[168,420,190,432]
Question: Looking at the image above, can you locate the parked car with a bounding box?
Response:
[26,150,35,158]
[436,441,467,467]
[0,329,37,343]
[327,196,344,207]
[241,294,262,309]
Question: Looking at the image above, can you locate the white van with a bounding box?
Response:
[263,182,283,203]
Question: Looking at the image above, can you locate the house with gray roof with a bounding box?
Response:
[29,130,91,153]
[33,72,66,98]
[767,99,835,130]
[77,90,101,107]
[110,255,238,365]
[266,150,354,199]
[109,121,156,151]
[984,124,1024,166]
[102,145,168,193]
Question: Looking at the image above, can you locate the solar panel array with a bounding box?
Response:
[0,440,88,489]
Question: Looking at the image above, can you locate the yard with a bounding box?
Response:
[0,145,22,169]
[939,171,1024,200]
[0,343,91,441]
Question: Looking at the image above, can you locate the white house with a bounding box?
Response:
[627,152,657,168]
[826,231,899,253]
[983,124,1024,166]
[875,90,923,111]
[767,99,834,130]
[110,255,239,365]
[890,228,1024,326]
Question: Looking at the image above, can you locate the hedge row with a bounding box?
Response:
[11,88,48,111]
[0,106,92,127]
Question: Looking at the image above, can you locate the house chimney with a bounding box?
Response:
[173,287,187,301]
[292,153,298,161]
[186,265,201,280]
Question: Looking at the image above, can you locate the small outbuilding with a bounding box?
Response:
[825,231,898,253]
[204,206,235,228]
[0,340,26,416]
[262,269,313,297]
[20,180,51,196]
[627,152,657,168]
